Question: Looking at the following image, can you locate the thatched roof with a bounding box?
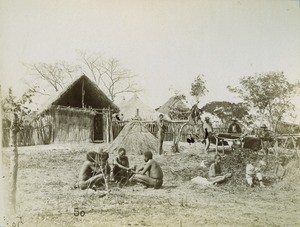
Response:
[156,96,190,116]
[108,121,159,155]
[38,75,119,114]
[119,94,169,121]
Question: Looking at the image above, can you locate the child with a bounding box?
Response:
[112,148,134,187]
[275,156,287,181]
[246,159,266,187]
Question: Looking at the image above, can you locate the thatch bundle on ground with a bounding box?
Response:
[108,121,159,155]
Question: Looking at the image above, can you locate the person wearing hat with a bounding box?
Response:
[246,158,266,187]
[259,124,274,158]
[78,150,111,190]
[228,118,242,134]
[202,116,213,153]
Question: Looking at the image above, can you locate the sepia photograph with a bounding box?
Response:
[0,0,300,226]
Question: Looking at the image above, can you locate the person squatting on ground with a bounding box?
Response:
[130,151,163,189]
[245,159,266,187]
[208,154,232,184]
[203,117,213,153]
[111,148,135,187]
[78,151,111,190]
[157,114,168,155]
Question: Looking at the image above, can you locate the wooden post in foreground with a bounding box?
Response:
[9,111,19,214]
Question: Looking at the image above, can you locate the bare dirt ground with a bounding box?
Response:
[1,142,300,227]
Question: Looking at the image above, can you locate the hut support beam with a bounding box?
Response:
[82,80,85,108]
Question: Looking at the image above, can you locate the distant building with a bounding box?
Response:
[156,96,190,120]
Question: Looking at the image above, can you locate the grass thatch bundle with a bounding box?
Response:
[108,121,159,155]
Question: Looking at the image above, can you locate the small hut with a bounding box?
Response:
[156,96,190,119]
[38,75,119,144]
[118,94,169,121]
[108,121,159,155]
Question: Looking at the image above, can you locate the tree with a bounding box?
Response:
[168,94,190,120]
[26,61,79,95]
[228,72,300,132]
[1,87,36,214]
[190,74,208,103]
[26,51,142,102]
[2,87,36,123]
[202,101,249,126]
[100,58,142,102]
[79,52,141,102]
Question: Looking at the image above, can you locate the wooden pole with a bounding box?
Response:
[106,110,109,143]
[9,111,19,214]
[109,107,113,143]
[82,79,85,108]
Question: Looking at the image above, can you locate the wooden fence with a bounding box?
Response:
[112,120,227,142]
[2,120,228,147]
[2,125,52,147]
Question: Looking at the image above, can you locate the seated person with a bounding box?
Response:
[78,151,111,190]
[275,156,287,181]
[246,159,266,187]
[228,118,242,134]
[130,151,163,189]
[208,154,232,184]
[112,148,135,186]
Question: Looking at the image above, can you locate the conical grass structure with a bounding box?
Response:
[108,121,159,155]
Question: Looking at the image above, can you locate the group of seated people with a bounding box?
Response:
[77,148,163,190]
[193,153,286,187]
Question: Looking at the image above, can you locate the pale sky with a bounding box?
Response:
[0,0,300,121]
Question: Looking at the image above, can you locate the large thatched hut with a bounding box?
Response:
[38,75,119,144]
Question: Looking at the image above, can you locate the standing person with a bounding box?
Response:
[208,154,232,184]
[259,124,274,158]
[246,159,266,187]
[157,114,168,155]
[78,151,110,190]
[112,148,135,187]
[203,116,213,153]
[130,151,163,189]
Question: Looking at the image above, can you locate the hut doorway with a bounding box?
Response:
[94,113,103,142]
